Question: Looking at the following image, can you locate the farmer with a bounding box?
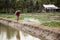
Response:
[15,10,20,22]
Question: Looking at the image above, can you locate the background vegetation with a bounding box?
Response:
[0,0,60,13]
[0,13,60,21]
[0,13,60,27]
[0,0,60,27]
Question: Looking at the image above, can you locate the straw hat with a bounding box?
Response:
[17,10,20,12]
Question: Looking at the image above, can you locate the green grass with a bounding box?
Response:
[0,14,16,19]
[0,13,60,27]
[0,13,60,21]
[42,22,60,27]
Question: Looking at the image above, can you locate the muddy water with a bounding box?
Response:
[0,23,41,40]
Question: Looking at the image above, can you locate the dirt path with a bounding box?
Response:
[0,17,60,33]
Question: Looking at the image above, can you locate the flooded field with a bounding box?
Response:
[0,23,41,40]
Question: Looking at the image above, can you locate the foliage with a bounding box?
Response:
[56,0,60,7]
[42,22,60,27]
[0,13,60,21]
[0,13,60,27]
[0,0,60,13]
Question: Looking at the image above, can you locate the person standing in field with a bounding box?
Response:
[15,10,20,22]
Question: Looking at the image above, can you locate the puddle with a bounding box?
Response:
[0,23,41,40]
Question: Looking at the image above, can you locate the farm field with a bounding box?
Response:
[0,13,60,27]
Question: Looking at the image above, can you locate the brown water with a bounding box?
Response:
[0,23,41,40]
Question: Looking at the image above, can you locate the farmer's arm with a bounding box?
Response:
[15,11,17,15]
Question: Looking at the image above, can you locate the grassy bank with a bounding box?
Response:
[0,13,60,27]
[42,21,60,27]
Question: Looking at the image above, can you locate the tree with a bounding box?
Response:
[29,0,34,12]
[0,0,60,13]
[56,0,60,7]
[35,1,40,11]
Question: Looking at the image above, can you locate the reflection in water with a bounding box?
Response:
[20,31,41,40]
[0,23,41,40]
[0,23,17,40]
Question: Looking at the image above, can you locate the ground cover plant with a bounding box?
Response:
[0,13,60,27]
